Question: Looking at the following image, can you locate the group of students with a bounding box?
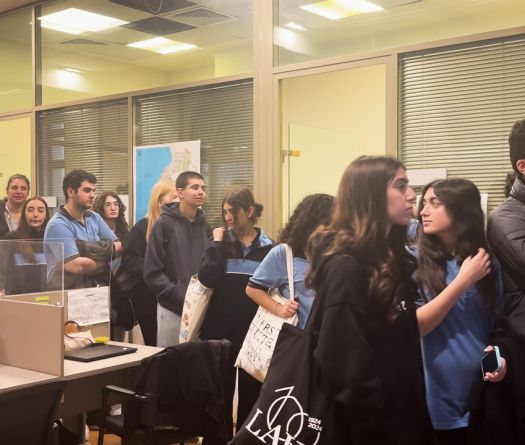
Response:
[0,122,523,444]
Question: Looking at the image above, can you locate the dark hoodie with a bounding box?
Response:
[143,202,211,315]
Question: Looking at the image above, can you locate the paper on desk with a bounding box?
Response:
[67,286,110,326]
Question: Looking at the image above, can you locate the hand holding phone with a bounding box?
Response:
[481,346,502,380]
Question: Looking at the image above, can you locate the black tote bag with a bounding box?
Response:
[230,315,337,444]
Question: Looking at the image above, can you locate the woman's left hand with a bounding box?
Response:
[483,345,507,383]
[275,297,299,319]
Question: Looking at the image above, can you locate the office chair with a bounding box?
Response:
[98,339,231,445]
[0,380,66,445]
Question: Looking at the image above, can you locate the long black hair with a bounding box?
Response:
[416,178,497,308]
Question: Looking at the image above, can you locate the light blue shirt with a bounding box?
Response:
[44,207,117,282]
[417,256,503,430]
[249,243,315,329]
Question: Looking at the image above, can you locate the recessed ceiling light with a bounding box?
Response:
[127,37,197,54]
[286,22,306,31]
[39,8,128,34]
[300,0,383,20]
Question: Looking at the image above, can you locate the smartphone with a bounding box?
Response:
[481,346,502,377]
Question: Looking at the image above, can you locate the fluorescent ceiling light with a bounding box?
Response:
[300,0,383,20]
[128,37,197,55]
[0,89,22,96]
[286,22,306,31]
[64,67,84,73]
[39,8,127,35]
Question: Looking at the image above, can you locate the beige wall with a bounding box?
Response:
[0,116,31,192]
[280,63,387,220]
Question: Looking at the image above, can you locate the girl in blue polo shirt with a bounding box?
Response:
[414,178,504,445]
[246,193,335,328]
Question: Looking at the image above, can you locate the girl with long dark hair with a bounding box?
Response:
[306,155,432,444]
[198,187,273,437]
[246,193,335,328]
[92,191,129,244]
[3,196,50,295]
[415,179,504,445]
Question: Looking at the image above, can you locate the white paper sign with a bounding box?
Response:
[67,286,110,326]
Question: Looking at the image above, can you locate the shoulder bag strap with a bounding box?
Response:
[283,243,294,299]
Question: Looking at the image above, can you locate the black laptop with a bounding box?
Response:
[65,343,138,362]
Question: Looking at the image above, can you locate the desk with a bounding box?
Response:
[59,342,163,417]
[0,364,57,394]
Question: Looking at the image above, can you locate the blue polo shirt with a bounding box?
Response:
[249,243,314,329]
[417,257,503,430]
[44,207,117,283]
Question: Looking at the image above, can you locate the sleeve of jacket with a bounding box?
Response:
[143,219,184,306]
[198,241,227,289]
[121,219,147,279]
[313,255,385,443]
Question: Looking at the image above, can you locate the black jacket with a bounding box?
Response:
[0,198,11,238]
[139,339,231,445]
[468,331,525,445]
[312,253,432,445]
[488,177,525,336]
[199,228,274,351]
[143,203,211,315]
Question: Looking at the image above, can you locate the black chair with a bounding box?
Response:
[98,339,231,445]
[0,380,66,445]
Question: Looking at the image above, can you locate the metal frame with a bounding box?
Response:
[1,1,525,236]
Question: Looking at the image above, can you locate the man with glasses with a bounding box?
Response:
[0,173,30,237]
[44,169,121,290]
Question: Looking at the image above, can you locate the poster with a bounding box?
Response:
[134,140,200,222]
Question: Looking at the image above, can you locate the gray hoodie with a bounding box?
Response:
[143,202,211,315]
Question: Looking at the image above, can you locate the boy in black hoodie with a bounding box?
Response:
[143,171,211,347]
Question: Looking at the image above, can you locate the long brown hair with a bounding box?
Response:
[92,191,129,243]
[9,196,50,263]
[416,179,497,308]
[10,196,50,239]
[306,156,414,319]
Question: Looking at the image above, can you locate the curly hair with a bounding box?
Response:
[92,191,129,243]
[416,178,498,309]
[279,194,335,254]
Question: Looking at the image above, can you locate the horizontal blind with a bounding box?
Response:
[38,99,129,205]
[135,80,253,228]
[399,35,525,210]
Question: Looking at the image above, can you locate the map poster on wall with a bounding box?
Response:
[134,140,201,222]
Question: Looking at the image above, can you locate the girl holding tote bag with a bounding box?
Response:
[246,193,335,329]
[304,156,433,444]
[198,187,273,438]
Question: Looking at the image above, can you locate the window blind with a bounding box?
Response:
[37,99,129,204]
[399,34,525,211]
[135,80,253,228]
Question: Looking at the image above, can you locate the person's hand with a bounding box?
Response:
[275,297,299,319]
[213,227,225,242]
[456,248,491,288]
[483,345,507,383]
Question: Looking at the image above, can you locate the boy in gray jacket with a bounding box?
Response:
[144,171,211,347]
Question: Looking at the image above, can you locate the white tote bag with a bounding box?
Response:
[179,275,213,343]
[235,244,298,382]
